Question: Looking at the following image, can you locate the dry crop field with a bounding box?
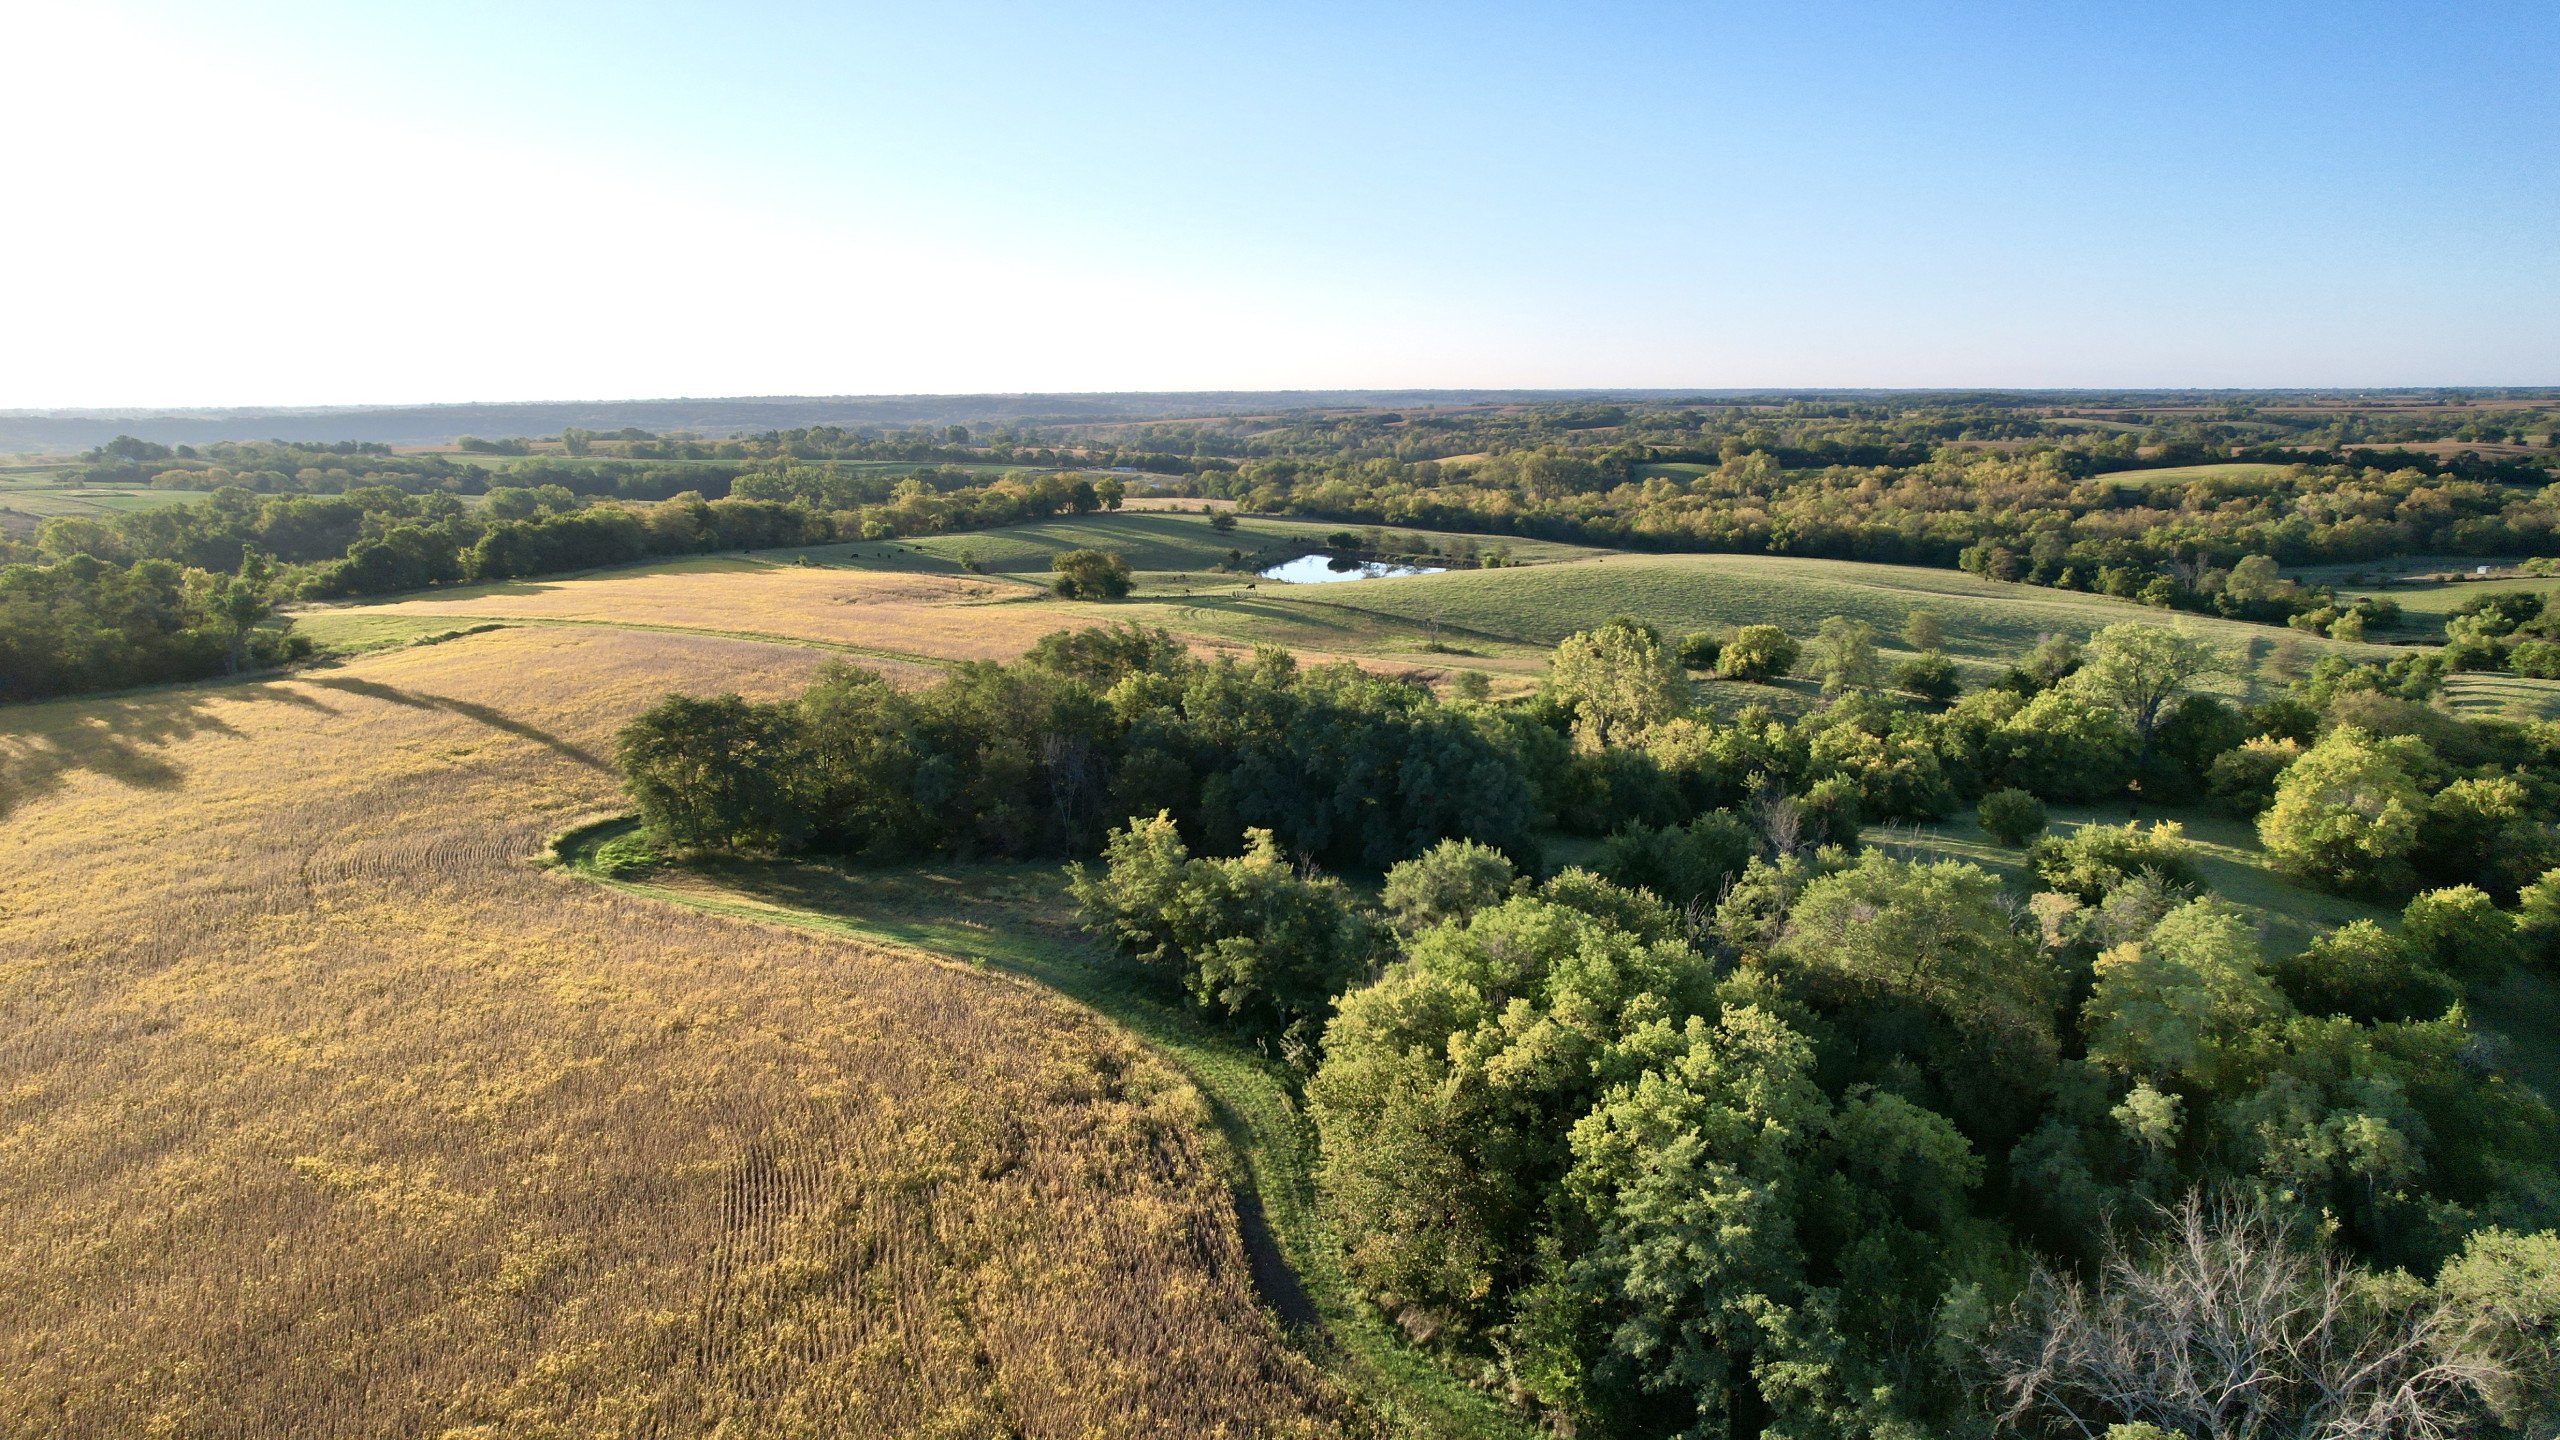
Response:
[0,625,1340,1439]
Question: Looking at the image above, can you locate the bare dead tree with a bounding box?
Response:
[1985,1193,2509,1440]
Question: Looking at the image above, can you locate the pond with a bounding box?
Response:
[1257,553,1447,584]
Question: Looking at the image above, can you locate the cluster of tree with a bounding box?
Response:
[1186,446,2555,626]
[617,606,2560,1435]
[2442,588,2560,678]
[1059,818,2558,1437]
[614,625,1540,872]
[0,551,303,703]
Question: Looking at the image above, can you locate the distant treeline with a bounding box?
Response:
[0,453,1140,704]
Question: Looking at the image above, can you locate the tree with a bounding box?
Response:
[2399,885,2520,982]
[2257,727,2425,896]
[197,546,278,674]
[2082,899,2286,1091]
[1595,810,1756,911]
[1902,609,1946,651]
[1050,548,1133,599]
[1380,837,1516,935]
[1308,889,1713,1331]
[1811,615,1882,694]
[1773,853,2061,1080]
[1068,816,1379,1047]
[1545,618,1689,750]
[1677,629,1723,670]
[2066,622,2222,771]
[1894,649,1961,703]
[1978,787,2049,847]
[1209,510,1238,532]
[1717,624,1800,684]
[1988,1193,2518,1440]
[615,692,808,852]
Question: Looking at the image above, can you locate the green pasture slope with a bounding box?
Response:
[1252,552,2387,687]
[2087,461,2296,487]
[889,510,1597,577]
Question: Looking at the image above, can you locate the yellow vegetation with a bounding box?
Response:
[0,626,1339,1438]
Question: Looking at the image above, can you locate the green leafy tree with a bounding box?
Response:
[1546,617,1689,750]
[1893,649,1961,703]
[1811,615,1882,694]
[2082,899,2286,1091]
[615,692,809,852]
[2066,622,2222,771]
[1676,628,1724,670]
[2399,884,2521,982]
[2257,727,2425,896]
[1380,837,1516,935]
[1049,547,1133,599]
[1308,888,1713,1332]
[1902,609,1946,651]
[2029,821,2204,902]
[1977,787,2048,847]
[1068,814,1378,1046]
[1717,624,1800,684]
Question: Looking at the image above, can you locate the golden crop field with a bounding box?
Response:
[336,561,1074,665]
[0,626,1340,1440]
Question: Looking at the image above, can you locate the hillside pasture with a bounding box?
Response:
[0,625,1341,1439]
[2087,461,2296,488]
[1248,552,2383,687]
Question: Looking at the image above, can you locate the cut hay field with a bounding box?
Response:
[0,626,1342,1439]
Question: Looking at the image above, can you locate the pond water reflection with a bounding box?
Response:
[1257,554,1447,584]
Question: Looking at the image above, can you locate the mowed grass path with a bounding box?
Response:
[0,627,1345,1438]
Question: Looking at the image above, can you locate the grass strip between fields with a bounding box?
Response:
[547,817,1535,1440]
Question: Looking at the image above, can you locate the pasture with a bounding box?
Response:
[2087,461,2296,487]
[1245,551,2387,689]
[0,624,1340,1438]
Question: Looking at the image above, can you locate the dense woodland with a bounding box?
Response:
[621,612,2560,1439]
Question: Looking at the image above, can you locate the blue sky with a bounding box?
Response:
[5,1,2554,403]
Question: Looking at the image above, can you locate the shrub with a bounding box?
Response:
[1595,810,1757,911]
[2400,885,2521,982]
[2027,821,2203,903]
[2271,918,2459,1023]
[1067,814,1381,1048]
[1050,548,1133,599]
[1676,629,1723,670]
[1381,838,1517,935]
[1893,650,1962,703]
[1977,788,2048,847]
[1717,624,1799,683]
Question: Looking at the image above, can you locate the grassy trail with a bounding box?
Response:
[549,821,1533,1440]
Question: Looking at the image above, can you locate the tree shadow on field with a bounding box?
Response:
[0,679,339,819]
[302,675,608,771]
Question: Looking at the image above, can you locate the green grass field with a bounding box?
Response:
[0,484,218,517]
[2441,672,2560,720]
[879,511,1598,578]
[2088,462,2296,487]
[1238,552,2380,689]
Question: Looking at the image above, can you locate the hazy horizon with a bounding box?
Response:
[7,1,2555,406]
